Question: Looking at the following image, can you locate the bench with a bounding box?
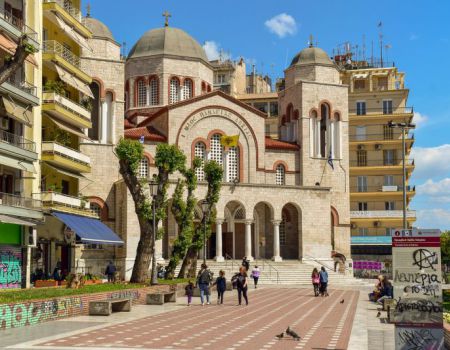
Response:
[89,298,131,316]
[146,291,177,305]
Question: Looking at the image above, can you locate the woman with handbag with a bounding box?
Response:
[311,268,320,296]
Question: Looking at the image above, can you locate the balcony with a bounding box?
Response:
[0,129,37,162]
[350,185,415,193]
[350,133,414,143]
[350,210,416,220]
[41,191,97,218]
[42,141,91,173]
[0,192,43,220]
[350,159,414,175]
[43,41,92,83]
[0,76,39,106]
[42,91,91,129]
[42,0,92,39]
[349,107,413,122]
[0,6,39,49]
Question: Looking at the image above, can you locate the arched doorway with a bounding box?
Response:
[253,202,274,259]
[280,203,301,259]
[223,201,250,259]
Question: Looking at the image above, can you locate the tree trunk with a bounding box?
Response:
[130,225,153,283]
[178,245,198,279]
[0,36,32,86]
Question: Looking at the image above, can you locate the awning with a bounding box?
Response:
[1,97,32,126]
[44,114,90,140]
[0,154,36,173]
[53,64,94,98]
[0,33,38,67]
[52,212,124,245]
[0,214,36,226]
[353,73,368,79]
[42,162,87,180]
[53,14,92,52]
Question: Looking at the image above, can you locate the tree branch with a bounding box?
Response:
[0,35,34,86]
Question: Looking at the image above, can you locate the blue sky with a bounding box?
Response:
[88,0,450,230]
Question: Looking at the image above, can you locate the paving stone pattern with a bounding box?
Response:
[38,288,358,350]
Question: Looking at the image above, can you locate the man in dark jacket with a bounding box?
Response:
[105,261,116,283]
[196,263,212,305]
[242,257,250,271]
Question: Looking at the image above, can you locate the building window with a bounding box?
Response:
[357,176,367,192]
[385,227,393,236]
[320,104,329,157]
[183,79,193,100]
[137,79,147,107]
[209,134,223,167]
[91,203,101,217]
[357,150,367,166]
[226,146,239,182]
[385,201,395,210]
[356,101,366,115]
[355,126,366,141]
[279,219,286,245]
[383,150,395,166]
[138,158,149,178]
[384,175,394,186]
[275,164,285,185]
[383,124,394,140]
[149,77,158,105]
[170,78,180,104]
[358,202,368,211]
[354,80,366,90]
[383,100,393,114]
[358,227,368,236]
[194,142,206,181]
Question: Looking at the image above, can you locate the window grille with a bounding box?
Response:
[194,142,206,181]
[90,203,101,217]
[137,80,147,106]
[183,79,193,100]
[138,158,149,178]
[170,78,180,104]
[209,134,223,166]
[149,78,158,105]
[275,164,285,185]
[226,146,239,182]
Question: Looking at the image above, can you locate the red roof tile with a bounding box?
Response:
[265,137,299,151]
[124,126,166,142]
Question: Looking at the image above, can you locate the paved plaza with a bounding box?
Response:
[1,286,393,350]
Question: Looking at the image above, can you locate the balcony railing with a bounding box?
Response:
[5,76,38,97]
[350,133,414,142]
[43,40,81,69]
[349,107,414,115]
[350,159,414,167]
[43,0,82,22]
[42,141,90,165]
[0,129,36,152]
[350,185,416,193]
[42,91,91,121]
[0,192,42,210]
[41,191,90,209]
[0,6,38,42]
[350,210,416,219]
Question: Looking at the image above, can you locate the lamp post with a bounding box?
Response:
[149,179,159,285]
[201,199,209,265]
[388,120,415,229]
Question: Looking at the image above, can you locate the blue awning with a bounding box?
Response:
[52,212,124,245]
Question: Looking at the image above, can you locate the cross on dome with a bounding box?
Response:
[162,11,171,27]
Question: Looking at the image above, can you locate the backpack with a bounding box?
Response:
[198,269,212,284]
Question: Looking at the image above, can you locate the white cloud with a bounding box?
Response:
[410,144,450,180]
[202,41,230,61]
[416,208,450,230]
[265,13,297,38]
[409,34,419,41]
[413,112,428,128]
[417,178,450,203]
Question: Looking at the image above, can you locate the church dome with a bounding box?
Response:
[128,27,209,63]
[290,46,334,67]
[84,17,115,41]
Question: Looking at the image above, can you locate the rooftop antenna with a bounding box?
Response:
[86,2,91,17]
[378,21,383,67]
[162,10,171,27]
[385,44,392,65]
[309,34,314,48]
[362,34,366,62]
[371,40,374,67]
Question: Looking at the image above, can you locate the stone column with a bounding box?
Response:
[272,220,282,262]
[215,219,224,262]
[155,221,164,262]
[100,100,108,143]
[244,220,253,261]
[315,119,321,157]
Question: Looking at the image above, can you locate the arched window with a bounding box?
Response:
[286,104,293,123]
[89,81,100,141]
[183,79,193,100]
[169,77,180,104]
[149,77,158,105]
[194,142,206,181]
[226,146,239,182]
[209,134,223,166]
[137,79,147,107]
[207,84,212,92]
[125,81,129,110]
[91,203,101,217]
[138,158,149,178]
[275,164,285,185]
[320,104,330,158]
[201,82,206,94]
[105,91,113,144]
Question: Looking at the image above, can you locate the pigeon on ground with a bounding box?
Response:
[275,332,284,340]
[376,311,381,317]
[286,326,301,341]
[340,299,345,304]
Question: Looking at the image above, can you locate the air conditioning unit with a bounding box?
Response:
[23,226,37,247]
[357,144,365,150]
[382,185,398,192]
[375,144,383,150]
[374,221,381,227]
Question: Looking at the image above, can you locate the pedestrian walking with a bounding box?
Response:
[196,263,212,305]
[235,266,248,305]
[242,256,250,271]
[251,265,260,288]
[185,280,195,306]
[105,261,117,283]
[311,268,320,296]
[213,270,227,304]
[319,266,329,296]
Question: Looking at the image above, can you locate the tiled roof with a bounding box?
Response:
[265,137,299,151]
[124,126,166,142]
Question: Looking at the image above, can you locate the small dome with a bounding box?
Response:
[290,46,334,67]
[128,27,208,63]
[84,17,115,41]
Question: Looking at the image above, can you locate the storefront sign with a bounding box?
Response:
[353,260,383,270]
[392,229,443,349]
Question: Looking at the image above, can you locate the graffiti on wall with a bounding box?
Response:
[0,297,82,330]
[108,290,140,300]
[0,246,22,289]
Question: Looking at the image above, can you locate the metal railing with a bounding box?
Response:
[350,159,414,167]
[5,75,38,97]
[43,0,82,22]
[0,6,38,42]
[43,40,81,69]
[350,185,415,193]
[0,129,36,152]
[0,191,42,210]
[303,254,350,274]
[42,141,90,165]
[350,133,414,142]
[337,58,395,70]
[349,107,414,115]
[259,259,279,284]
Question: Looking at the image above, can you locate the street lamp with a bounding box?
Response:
[201,199,210,265]
[149,178,159,285]
[388,120,415,230]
